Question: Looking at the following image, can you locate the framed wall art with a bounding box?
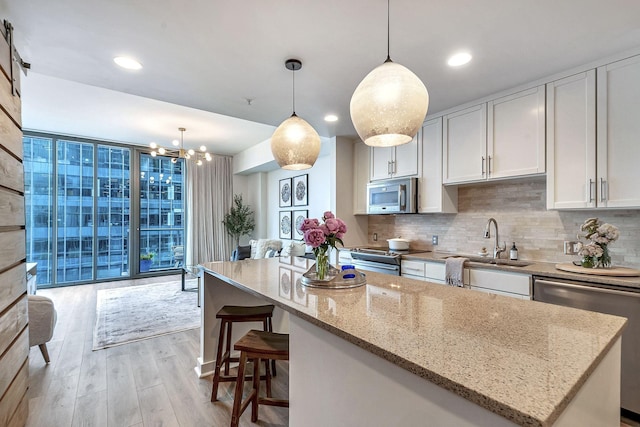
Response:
[279,211,292,239]
[279,178,292,208]
[293,210,308,238]
[293,174,308,206]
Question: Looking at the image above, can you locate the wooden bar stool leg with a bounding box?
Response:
[211,319,227,402]
[251,356,261,422]
[225,321,233,376]
[230,352,248,427]
[267,317,277,377]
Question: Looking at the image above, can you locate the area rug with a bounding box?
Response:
[93,281,200,350]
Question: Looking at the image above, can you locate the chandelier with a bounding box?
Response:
[149,127,212,165]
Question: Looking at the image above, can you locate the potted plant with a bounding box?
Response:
[222,195,255,253]
[140,252,154,272]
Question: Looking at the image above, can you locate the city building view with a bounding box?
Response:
[23,134,184,288]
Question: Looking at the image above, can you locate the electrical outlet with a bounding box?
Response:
[564,241,579,255]
[373,233,378,242]
[432,235,438,245]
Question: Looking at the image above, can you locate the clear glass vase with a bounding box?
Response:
[597,244,611,268]
[315,246,330,280]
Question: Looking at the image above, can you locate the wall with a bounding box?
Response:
[369,179,640,268]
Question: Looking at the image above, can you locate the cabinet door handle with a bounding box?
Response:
[392,160,396,174]
[481,156,485,176]
[487,155,492,177]
[588,179,595,202]
[600,178,607,202]
[387,161,391,175]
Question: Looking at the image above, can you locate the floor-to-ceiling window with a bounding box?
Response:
[23,134,181,288]
[139,154,185,271]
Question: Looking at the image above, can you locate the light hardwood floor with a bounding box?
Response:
[26,275,288,427]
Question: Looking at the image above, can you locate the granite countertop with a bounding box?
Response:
[401,251,640,289]
[201,257,627,427]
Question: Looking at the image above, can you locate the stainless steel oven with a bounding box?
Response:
[350,248,401,276]
[350,247,429,276]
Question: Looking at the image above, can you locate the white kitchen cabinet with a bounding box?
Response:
[443,86,545,185]
[369,133,420,181]
[353,140,370,215]
[487,85,546,179]
[468,268,531,299]
[547,55,640,210]
[419,117,457,213]
[401,259,468,286]
[546,70,597,209]
[338,249,354,266]
[443,104,487,184]
[596,55,640,208]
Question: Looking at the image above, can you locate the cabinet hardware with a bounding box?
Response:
[481,156,485,175]
[387,161,391,175]
[488,155,492,176]
[588,179,595,202]
[600,178,607,202]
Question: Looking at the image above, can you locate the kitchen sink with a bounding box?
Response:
[445,255,532,267]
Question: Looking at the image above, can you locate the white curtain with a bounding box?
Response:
[185,155,233,265]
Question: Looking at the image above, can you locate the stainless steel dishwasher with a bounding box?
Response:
[533,277,640,416]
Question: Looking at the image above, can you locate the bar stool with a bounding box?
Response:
[210,305,276,402]
[230,330,289,427]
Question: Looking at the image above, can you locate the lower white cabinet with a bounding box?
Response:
[468,269,531,299]
[401,260,468,286]
[338,250,354,266]
[402,259,531,299]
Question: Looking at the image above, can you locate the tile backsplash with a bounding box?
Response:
[368,179,640,268]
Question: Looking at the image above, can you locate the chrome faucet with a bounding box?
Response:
[484,218,506,259]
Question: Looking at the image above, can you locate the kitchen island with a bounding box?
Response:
[198,257,626,426]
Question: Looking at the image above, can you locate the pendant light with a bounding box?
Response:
[270,59,321,170]
[350,0,429,147]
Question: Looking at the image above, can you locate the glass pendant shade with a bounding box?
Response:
[350,61,429,147]
[271,113,321,170]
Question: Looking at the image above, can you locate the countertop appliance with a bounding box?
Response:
[533,276,640,416]
[350,247,429,276]
[367,177,417,214]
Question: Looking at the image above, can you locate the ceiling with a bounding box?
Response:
[2,0,640,155]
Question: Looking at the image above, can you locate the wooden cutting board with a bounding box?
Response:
[555,263,640,277]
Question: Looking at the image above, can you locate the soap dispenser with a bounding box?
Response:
[510,242,518,261]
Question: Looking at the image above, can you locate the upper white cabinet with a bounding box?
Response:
[546,70,597,209]
[443,104,487,184]
[443,86,545,185]
[353,140,370,215]
[596,55,640,208]
[370,134,420,181]
[547,55,640,209]
[487,85,546,179]
[419,117,457,213]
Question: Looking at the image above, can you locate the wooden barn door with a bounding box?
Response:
[0,20,29,427]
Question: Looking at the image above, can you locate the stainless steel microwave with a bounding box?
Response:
[367,177,417,214]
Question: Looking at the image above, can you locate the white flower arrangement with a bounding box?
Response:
[576,218,619,268]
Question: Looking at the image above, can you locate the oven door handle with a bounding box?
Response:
[353,260,400,271]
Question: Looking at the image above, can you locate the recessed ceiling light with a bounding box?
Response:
[447,52,472,67]
[324,114,338,122]
[113,56,143,70]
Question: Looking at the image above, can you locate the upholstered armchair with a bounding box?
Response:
[28,295,57,363]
